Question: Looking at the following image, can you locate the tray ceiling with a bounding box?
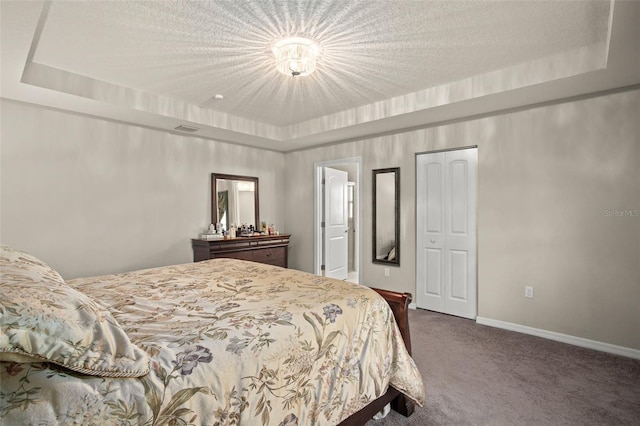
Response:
[2,0,639,151]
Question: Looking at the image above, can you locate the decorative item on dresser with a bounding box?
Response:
[192,234,291,268]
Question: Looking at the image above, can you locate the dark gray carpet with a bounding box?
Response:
[367,309,640,426]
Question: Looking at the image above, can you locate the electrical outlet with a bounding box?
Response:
[525,286,534,298]
[384,268,390,277]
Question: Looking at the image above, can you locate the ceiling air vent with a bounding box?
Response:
[174,125,200,133]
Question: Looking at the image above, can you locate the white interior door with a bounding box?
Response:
[323,167,349,280]
[416,148,477,319]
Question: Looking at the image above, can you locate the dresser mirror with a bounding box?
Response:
[211,173,259,232]
[372,168,400,265]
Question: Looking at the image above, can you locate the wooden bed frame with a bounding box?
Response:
[338,288,416,425]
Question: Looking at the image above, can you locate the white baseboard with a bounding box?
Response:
[476,316,640,360]
[409,302,416,310]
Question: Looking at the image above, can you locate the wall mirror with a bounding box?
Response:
[373,167,400,265]
[211,173,259,232]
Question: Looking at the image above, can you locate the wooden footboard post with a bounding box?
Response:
[371,288,416,418]
[390,387,415,417]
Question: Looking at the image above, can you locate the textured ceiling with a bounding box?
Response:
[3,0,638,151]
[35,0,609,126]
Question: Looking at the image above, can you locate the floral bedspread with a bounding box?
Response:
[1,258,424,425]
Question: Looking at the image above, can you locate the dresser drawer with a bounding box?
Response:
[192,235,290,268]
[216,247,286,266]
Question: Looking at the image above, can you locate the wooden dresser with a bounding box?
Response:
[192,234,291,268]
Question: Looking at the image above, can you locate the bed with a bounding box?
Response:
[0,245,424,425]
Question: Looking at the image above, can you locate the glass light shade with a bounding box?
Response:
[272,37,319,77]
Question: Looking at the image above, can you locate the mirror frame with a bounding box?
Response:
[211,173,260,230]
[372,167,400,266]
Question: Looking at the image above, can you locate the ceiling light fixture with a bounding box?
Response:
[272,37,319,77]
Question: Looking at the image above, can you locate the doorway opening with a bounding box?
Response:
[314,158,361,284]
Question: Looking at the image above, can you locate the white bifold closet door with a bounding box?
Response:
[416,148,477,319]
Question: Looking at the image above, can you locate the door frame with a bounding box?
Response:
[415,145,478,318]
[314,157,362,283]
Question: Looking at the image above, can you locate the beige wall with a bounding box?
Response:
[285,89,640,350]
[2,89,638,351]
[0,100,286,279]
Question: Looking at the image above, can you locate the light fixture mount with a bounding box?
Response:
[272,37,319,77]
